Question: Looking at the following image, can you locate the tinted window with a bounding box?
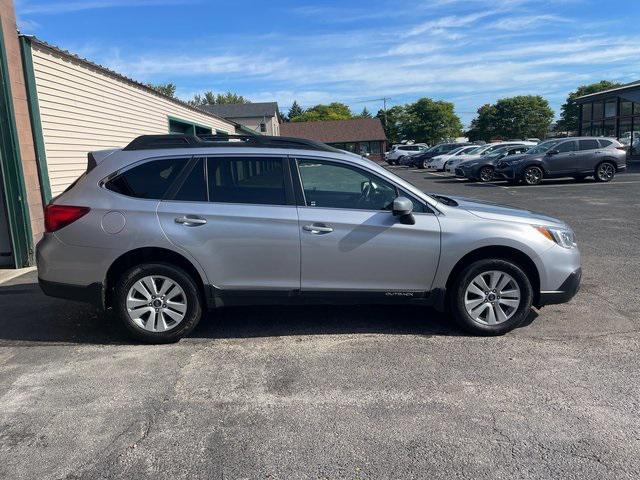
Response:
[174,159,207,202]
[106,158,186,199]
[207,157,286,205]
[556,141,576,153]
[598,139,613,148]
[298,160,397,211]
[579,139,600,151]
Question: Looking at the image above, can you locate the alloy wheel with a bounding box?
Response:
[479,166,494,182]
[464,270,521,325]
[596,162,614,182]
[524,166,543,185]
[126,275,187,332]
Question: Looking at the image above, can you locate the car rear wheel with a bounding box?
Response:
[115,263,203,343]
[479,166,494,182]
[422,158,430,169]
[595,162,615,182]
[523,166,543,185]
[450,259,533,335]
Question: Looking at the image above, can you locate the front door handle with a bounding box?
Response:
[175,215,207,226]
[303,223,333,234]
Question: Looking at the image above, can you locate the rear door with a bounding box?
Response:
[157,156,301,292]
[293,157,440,294]
[576,139,601,173]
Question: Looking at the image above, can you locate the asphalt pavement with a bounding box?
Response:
[1,164,639,479]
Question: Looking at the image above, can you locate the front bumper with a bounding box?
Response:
[537,268,581,307]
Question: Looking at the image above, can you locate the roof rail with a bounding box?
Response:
[123,133,342,153]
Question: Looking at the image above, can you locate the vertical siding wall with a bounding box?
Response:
[31,45,236,195]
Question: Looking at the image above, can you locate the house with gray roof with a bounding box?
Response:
[200,102,282,136]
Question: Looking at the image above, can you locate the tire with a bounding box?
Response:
[594,161,615,182]
[449,259,533,336]
[421,158,429,169]
[399,155,408,166]
[114,263,203,343]
[523,165,543,185]
[479,166,494,182]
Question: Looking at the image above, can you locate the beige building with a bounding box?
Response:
[0,0,244,268]
[200,102,281,136]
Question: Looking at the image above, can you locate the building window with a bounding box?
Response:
[633,117,640,156]
[592,101,604,120]
[582,103,592,122]
[581,122,591,136]
[619,118,632,146]
[603,119,616,137]
[634,103,640,115]
[604,99,617,118]
[592,121,603,137]
[621,101,633,117]
[168,116,212,135]
[259,122,267,133]
[371,142,381,154]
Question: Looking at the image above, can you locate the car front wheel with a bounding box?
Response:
[595,162,615,182]
[523,165,543,185]
[114,263,203,343]
[450,259,533,335]
[479,166,494,182]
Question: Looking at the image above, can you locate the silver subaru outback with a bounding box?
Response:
[37,134,581,343]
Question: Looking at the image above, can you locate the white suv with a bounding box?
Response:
[385,144,429,165]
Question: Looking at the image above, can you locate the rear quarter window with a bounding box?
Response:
[106,157,187,199]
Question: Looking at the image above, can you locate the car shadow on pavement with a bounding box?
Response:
[0,281,538,344]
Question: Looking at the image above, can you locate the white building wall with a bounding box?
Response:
[31,44,236,195]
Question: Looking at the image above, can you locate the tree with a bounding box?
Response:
[377,105,408,144]
[468,96,554,141]
[359,106,372,118]
[287,100,304,121]
[147,82,176,98]
[403,98,463,145]
[291,102,353,122]
[189,91,250,106]
[557,80,622,133]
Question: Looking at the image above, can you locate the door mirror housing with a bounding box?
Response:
[547,149,559,156]
[392,196,415,225]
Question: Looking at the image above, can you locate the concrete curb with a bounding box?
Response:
[0,266,37,285]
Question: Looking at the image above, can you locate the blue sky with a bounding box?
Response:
[15,0,640,127]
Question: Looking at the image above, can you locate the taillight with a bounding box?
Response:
[44,205,90,233]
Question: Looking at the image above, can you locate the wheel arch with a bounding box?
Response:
[104,247,209,310]
[444,245,541,308]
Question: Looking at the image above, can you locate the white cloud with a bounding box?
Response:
[16,0,195,15]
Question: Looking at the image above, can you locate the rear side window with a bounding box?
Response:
[579,139,599,151]
[598,139,613,148]
[207,157,286,205]
[106,158,187,199]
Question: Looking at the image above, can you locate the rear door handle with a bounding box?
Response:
[175,215,207,226]
[303,223,333,234]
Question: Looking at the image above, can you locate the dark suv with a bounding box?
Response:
[494,137,627,185]
[408,142,473,169]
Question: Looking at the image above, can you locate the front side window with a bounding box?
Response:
[579,139,599,151]
[298,160,397,211]
[556,141,577,153]
[106,157,187,199]
[207,157,287,205]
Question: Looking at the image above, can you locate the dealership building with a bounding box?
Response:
[576,81,640,161]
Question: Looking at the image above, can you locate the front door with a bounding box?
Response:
[158,156,300,291]
[294,158,441,293]
[546,140,577,174]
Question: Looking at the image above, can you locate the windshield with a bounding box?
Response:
[526,140,558,155]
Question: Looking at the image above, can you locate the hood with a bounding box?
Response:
[437,195,566,227]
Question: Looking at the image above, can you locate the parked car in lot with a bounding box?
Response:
[385,144,429,165]
[426,145,479,171]
[455,145,531,182]
[409,142,474,169]
[37,134,581,342]
[494,137,627,185]
[445,141,536,175]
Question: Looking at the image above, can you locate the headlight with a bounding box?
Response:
[534,225,577,249]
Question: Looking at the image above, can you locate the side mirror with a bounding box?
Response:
[547,149,559,155]
[393,196,415,225]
